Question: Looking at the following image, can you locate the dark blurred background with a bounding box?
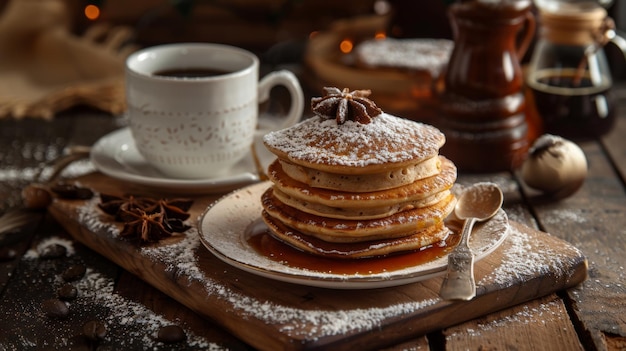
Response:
[0,0,623,78]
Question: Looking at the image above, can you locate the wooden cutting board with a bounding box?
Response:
[48,172,587,351]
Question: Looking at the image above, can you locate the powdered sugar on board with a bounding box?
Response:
[67,189,585,344]
[75,197,443,338]
[479,225,585,287]
[445,298,570,339]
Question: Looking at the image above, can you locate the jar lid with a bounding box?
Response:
[539,3,607,45]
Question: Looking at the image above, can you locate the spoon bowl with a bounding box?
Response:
[456,182,504,222]
[440,182,503,301]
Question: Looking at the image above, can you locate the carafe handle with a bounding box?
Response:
[607,25,626,62]
[610,32,626,59]
[517,11,536,58]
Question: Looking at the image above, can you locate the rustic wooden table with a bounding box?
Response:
[1,87,625,350]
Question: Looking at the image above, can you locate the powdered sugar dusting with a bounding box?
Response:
[23,236,76,259]
[263,114,444,169]
[141,227,205,283]
[22,236,219,349]
[228,295,439,337]
[77,196,119,237]
[356,38,453,76]
[480,226,582,287]
[72,195,446,339]
[0,159,95,184]
[447,298,567,339]
[72,269,217,349]
[541,209,588,225]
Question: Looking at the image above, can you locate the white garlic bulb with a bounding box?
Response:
[521,134,587,199]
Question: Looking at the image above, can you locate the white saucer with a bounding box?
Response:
[90,128,275,194]
[199,182,510,290]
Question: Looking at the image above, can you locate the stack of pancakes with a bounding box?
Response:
[261,88,457,259]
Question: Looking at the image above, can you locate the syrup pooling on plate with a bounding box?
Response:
[245,218,460,275]
[199,182,510,288]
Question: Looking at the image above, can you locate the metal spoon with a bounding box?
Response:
[440,182,503,301]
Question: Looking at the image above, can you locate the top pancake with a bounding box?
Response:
[263,113,446,175]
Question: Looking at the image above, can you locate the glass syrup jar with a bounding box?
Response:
[526,1,624,140]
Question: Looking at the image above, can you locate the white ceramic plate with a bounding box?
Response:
[199,182,510,289]
[90,128,275,194]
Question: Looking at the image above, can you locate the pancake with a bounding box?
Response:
[262,211,451,259]
[268,156,456,209]
[277,155,441,192]
[262,113,446,175]
[273,187,451,220]
[261,87,457,259]
[269,156,456,220]
[261,187,456,243]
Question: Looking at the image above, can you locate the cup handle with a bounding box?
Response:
[256,70,304,135]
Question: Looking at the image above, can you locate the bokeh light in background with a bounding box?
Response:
[84,4,100,21]
[339,39,354,54]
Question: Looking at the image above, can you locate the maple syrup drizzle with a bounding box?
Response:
[245,219,460,275]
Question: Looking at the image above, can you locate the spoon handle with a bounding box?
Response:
[440,217,477,301]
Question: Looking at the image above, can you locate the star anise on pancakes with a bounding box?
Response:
[311,87,382,125]
[98,194,193,244]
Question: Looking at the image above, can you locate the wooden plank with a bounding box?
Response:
[443,294,584,351]
[602,100,626,183]
[599,110,626,348]
[114,270,253,350]
[379,335,430,351]
[48,172,587,351]
[524,132,626,350]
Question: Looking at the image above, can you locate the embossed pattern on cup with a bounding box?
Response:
[129,99,256,177]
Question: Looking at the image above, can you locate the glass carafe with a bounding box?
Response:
[527,1,622,140]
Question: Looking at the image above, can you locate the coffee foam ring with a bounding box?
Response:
[262,211,451,259]
[277,155,443,192]
[261,187,456,243]
[270,156,456,206]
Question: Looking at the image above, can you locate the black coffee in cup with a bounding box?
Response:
[153,68,231,78]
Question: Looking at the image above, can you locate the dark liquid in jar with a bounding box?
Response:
[245,219,459,275]
[153,67,231,78]
[528,68,616,140]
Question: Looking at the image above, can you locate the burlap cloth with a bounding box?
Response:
[0,0,136,119]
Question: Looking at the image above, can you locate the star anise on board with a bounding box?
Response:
[147,198,193,221]
[98,194,193,244]
[117,209,171,243]
[311,87,382,125]
[98,194,156,220]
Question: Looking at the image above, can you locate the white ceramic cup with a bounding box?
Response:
[125,43,304,179]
